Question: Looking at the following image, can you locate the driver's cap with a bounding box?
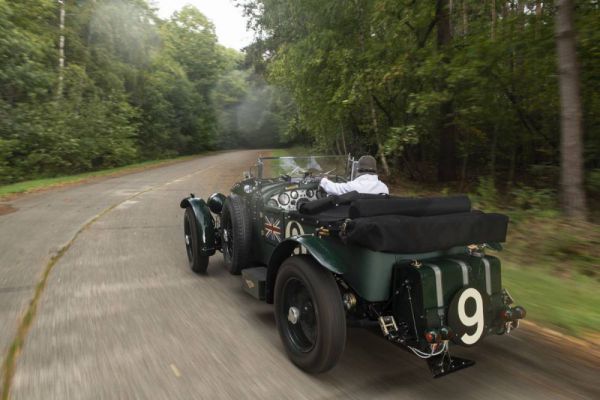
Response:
[357,155,377,175]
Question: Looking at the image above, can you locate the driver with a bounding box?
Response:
[319,155,389,195]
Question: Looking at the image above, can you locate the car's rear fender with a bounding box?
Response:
[180,196,216,256]
[265,235,347,304]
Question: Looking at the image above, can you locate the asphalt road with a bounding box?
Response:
[0,150,598,400]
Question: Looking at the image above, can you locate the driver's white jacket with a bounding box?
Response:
[319,174,389,196]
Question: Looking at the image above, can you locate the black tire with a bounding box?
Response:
[184,207,209,274]
[221,195,251,275]
[274,255,346,373]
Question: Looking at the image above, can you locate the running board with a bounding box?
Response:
[241,267,267,300]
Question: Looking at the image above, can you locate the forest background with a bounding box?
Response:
[0,1,598,336]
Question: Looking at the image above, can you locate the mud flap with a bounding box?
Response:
[426,354,475,378]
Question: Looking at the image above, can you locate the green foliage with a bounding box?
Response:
[587,169,600,193]
[240,0,599,193]
[502,262,600,336]
[511,185,557,213]
[473,177,499,210]
[0,0,263,184]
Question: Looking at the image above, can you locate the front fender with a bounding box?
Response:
[265,235,347,303]
[180,196,216,256]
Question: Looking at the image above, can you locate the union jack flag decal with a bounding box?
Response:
[264,215,282,243]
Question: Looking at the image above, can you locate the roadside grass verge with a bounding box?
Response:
[501,261,600,337]
[0,155,199,200]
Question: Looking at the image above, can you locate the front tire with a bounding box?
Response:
[274,256,346,373]
[184,207,209,274]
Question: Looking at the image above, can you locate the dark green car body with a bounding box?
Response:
[180,156,525,377]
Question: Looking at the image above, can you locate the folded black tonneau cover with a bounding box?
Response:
[343,211,508,253]
[297,192,508,253]
[348,195,471,218]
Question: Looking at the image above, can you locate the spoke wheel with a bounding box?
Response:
[275,256,346,373]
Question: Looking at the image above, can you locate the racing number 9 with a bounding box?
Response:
[448,287,488,346]
[457,288,484,345]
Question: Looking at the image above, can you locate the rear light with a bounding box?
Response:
[424,327,454,343]
[439,326,454,340]
[424,330,440,343]
[512,306,526,319]
[500,306,526,321]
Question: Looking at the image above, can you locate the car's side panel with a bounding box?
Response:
[179,197,216,256]
[321,239,471,303]
[265,231,472,303]
[264,236,347,303]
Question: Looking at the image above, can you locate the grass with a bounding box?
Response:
[497,217,599,338]
[502,261,600,337]
[0,155,198,199]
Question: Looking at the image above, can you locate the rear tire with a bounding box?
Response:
[274,256,346,373]
[184,207,209,274]
[221,195,251,275]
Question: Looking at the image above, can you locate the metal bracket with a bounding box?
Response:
[426,353,475,378]
[378,315,398,337]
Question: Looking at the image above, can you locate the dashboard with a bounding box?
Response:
[267,188,325,212]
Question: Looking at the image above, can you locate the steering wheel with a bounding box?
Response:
[316,187,328,199]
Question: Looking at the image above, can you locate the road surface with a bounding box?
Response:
[0,150,598,399]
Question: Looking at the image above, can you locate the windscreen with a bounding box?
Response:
[258,156,351,180]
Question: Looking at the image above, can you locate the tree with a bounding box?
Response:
[554,0,588,219]
[436,0,458,182]
[0,1,243,184]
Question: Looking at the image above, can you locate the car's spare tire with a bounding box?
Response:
[183,207,209,274]
[274,255,346,373]
[221,195,251,275]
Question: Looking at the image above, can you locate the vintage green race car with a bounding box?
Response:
[179,155,525,377]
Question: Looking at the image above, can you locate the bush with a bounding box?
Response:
[587,169,600,193]
[473,177,498,210]
[0,138,17,183]
[511,185,557,211]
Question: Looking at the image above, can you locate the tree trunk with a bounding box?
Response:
[490,126,498,178]
[462,0,468,36]
[340,123,348,155]
[508,141,516,186]
[491,0,496,40]
[535,0,543,39]
[369,96,390,176]
[57,0,66,99]
[555,0,588,219]
[460,153,468,189]
[436,0,458,182]
[355,6,390,177]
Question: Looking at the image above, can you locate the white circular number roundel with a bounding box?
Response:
[456,288,485,345]
[285,221,307,254]
[448,287,488,346]
[285,220,304,238]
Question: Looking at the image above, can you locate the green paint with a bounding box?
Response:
[503,263,600,337]
[181,197,216,256]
